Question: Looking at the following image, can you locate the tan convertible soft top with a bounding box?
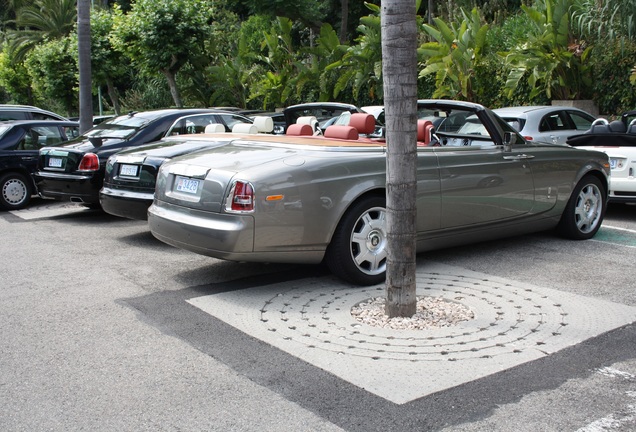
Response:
[189,132,388,148]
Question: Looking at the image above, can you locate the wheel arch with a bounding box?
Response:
[326,187,386,246]
[0,167,36,193]
[577,167,609,201]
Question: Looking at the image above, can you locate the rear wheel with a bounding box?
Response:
[0,172,32,210]
[557,175,606,240]
[324,196,387,286]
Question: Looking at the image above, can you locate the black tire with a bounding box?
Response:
[324,196,387,286]
[557,175,606,240]
[0,172,32,211]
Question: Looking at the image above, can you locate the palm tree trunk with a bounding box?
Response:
[381,0,418,317]
[77,0,93,133]
[339,0,349,43]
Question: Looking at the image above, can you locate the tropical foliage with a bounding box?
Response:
[0,0,635,116]
[502,0,592,100]
[419,8,488,101]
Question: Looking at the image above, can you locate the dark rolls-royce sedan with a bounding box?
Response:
[0,120,79,210]
[99,115,275,220]
[147,100,611,285]
[35,109,254,207]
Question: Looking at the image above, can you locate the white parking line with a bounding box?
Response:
[602,225,636,234]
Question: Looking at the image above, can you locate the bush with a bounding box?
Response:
[589,41,636,116]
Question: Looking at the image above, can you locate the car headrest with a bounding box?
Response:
[609,120,627,133]
[252,116,274,133]
[417,119,433,144]
[349,113,375,135]
[232,123,259,134]
[324,125,359,140]
[628,119,636,135]
[286,123,313,136]
[590,118,611,134]
[204,123,225,133]
[296,116,319,131]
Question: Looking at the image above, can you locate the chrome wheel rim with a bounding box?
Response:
[349,206,387,276]
[574,183,603,234]
[2,178,28,206]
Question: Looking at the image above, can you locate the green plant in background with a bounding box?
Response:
[24,36,78,116]
[502,0,592,101]
[418,8,488,101]
[0,45,33,105]
[90,8,128,115]
[328,2,383,102]
[247,17,299,109]
[588,40,636,115]
[5,0,77,62]
[111,0,214,108]
[295,23,349,102]
[571,0,636,93]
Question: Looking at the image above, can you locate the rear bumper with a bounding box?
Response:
[100,187,153,220]
[148,200,255,259]
[609,177,636,203]
[35,171,102,204]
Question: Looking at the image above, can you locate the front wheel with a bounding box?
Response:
[324,196,387,286]
[557,175,606,240]
[0,172,32,211]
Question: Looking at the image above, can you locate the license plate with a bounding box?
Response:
[175,176,200,194]
[48,157,63,168]
[119,164,139,177]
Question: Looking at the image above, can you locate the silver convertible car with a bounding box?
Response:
[148,100,611,286]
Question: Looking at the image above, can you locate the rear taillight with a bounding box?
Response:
[226,180,254,212]
[78,153,99,171]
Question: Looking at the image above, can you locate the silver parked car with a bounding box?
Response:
[148,100,610,286]
[493,106,596,145]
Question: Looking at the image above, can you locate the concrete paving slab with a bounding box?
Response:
[188,261,636,405]
[10,201,90,220]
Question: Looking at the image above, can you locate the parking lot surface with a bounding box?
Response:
[2,199,636,431]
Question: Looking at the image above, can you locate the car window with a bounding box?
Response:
[64,126,80,138]
[501,117,524,132]
[287,107,354,126]
[539,113,567,132]
[432,109,497,147]
[31,112,62,121]
[167,114,222,135]
[0,110,28,121]
[25,125,67,148]
[568,112,595,131]
[437,111,470,133]
[217,114,250,131]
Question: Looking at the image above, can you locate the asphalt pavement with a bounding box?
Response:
[2,199,636,431]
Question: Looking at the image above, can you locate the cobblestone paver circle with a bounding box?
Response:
[258,272,568,362]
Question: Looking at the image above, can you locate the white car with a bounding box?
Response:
[567,111,636,204]
[493,106,597,145]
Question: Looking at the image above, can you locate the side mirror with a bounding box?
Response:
[503,132,512,152]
